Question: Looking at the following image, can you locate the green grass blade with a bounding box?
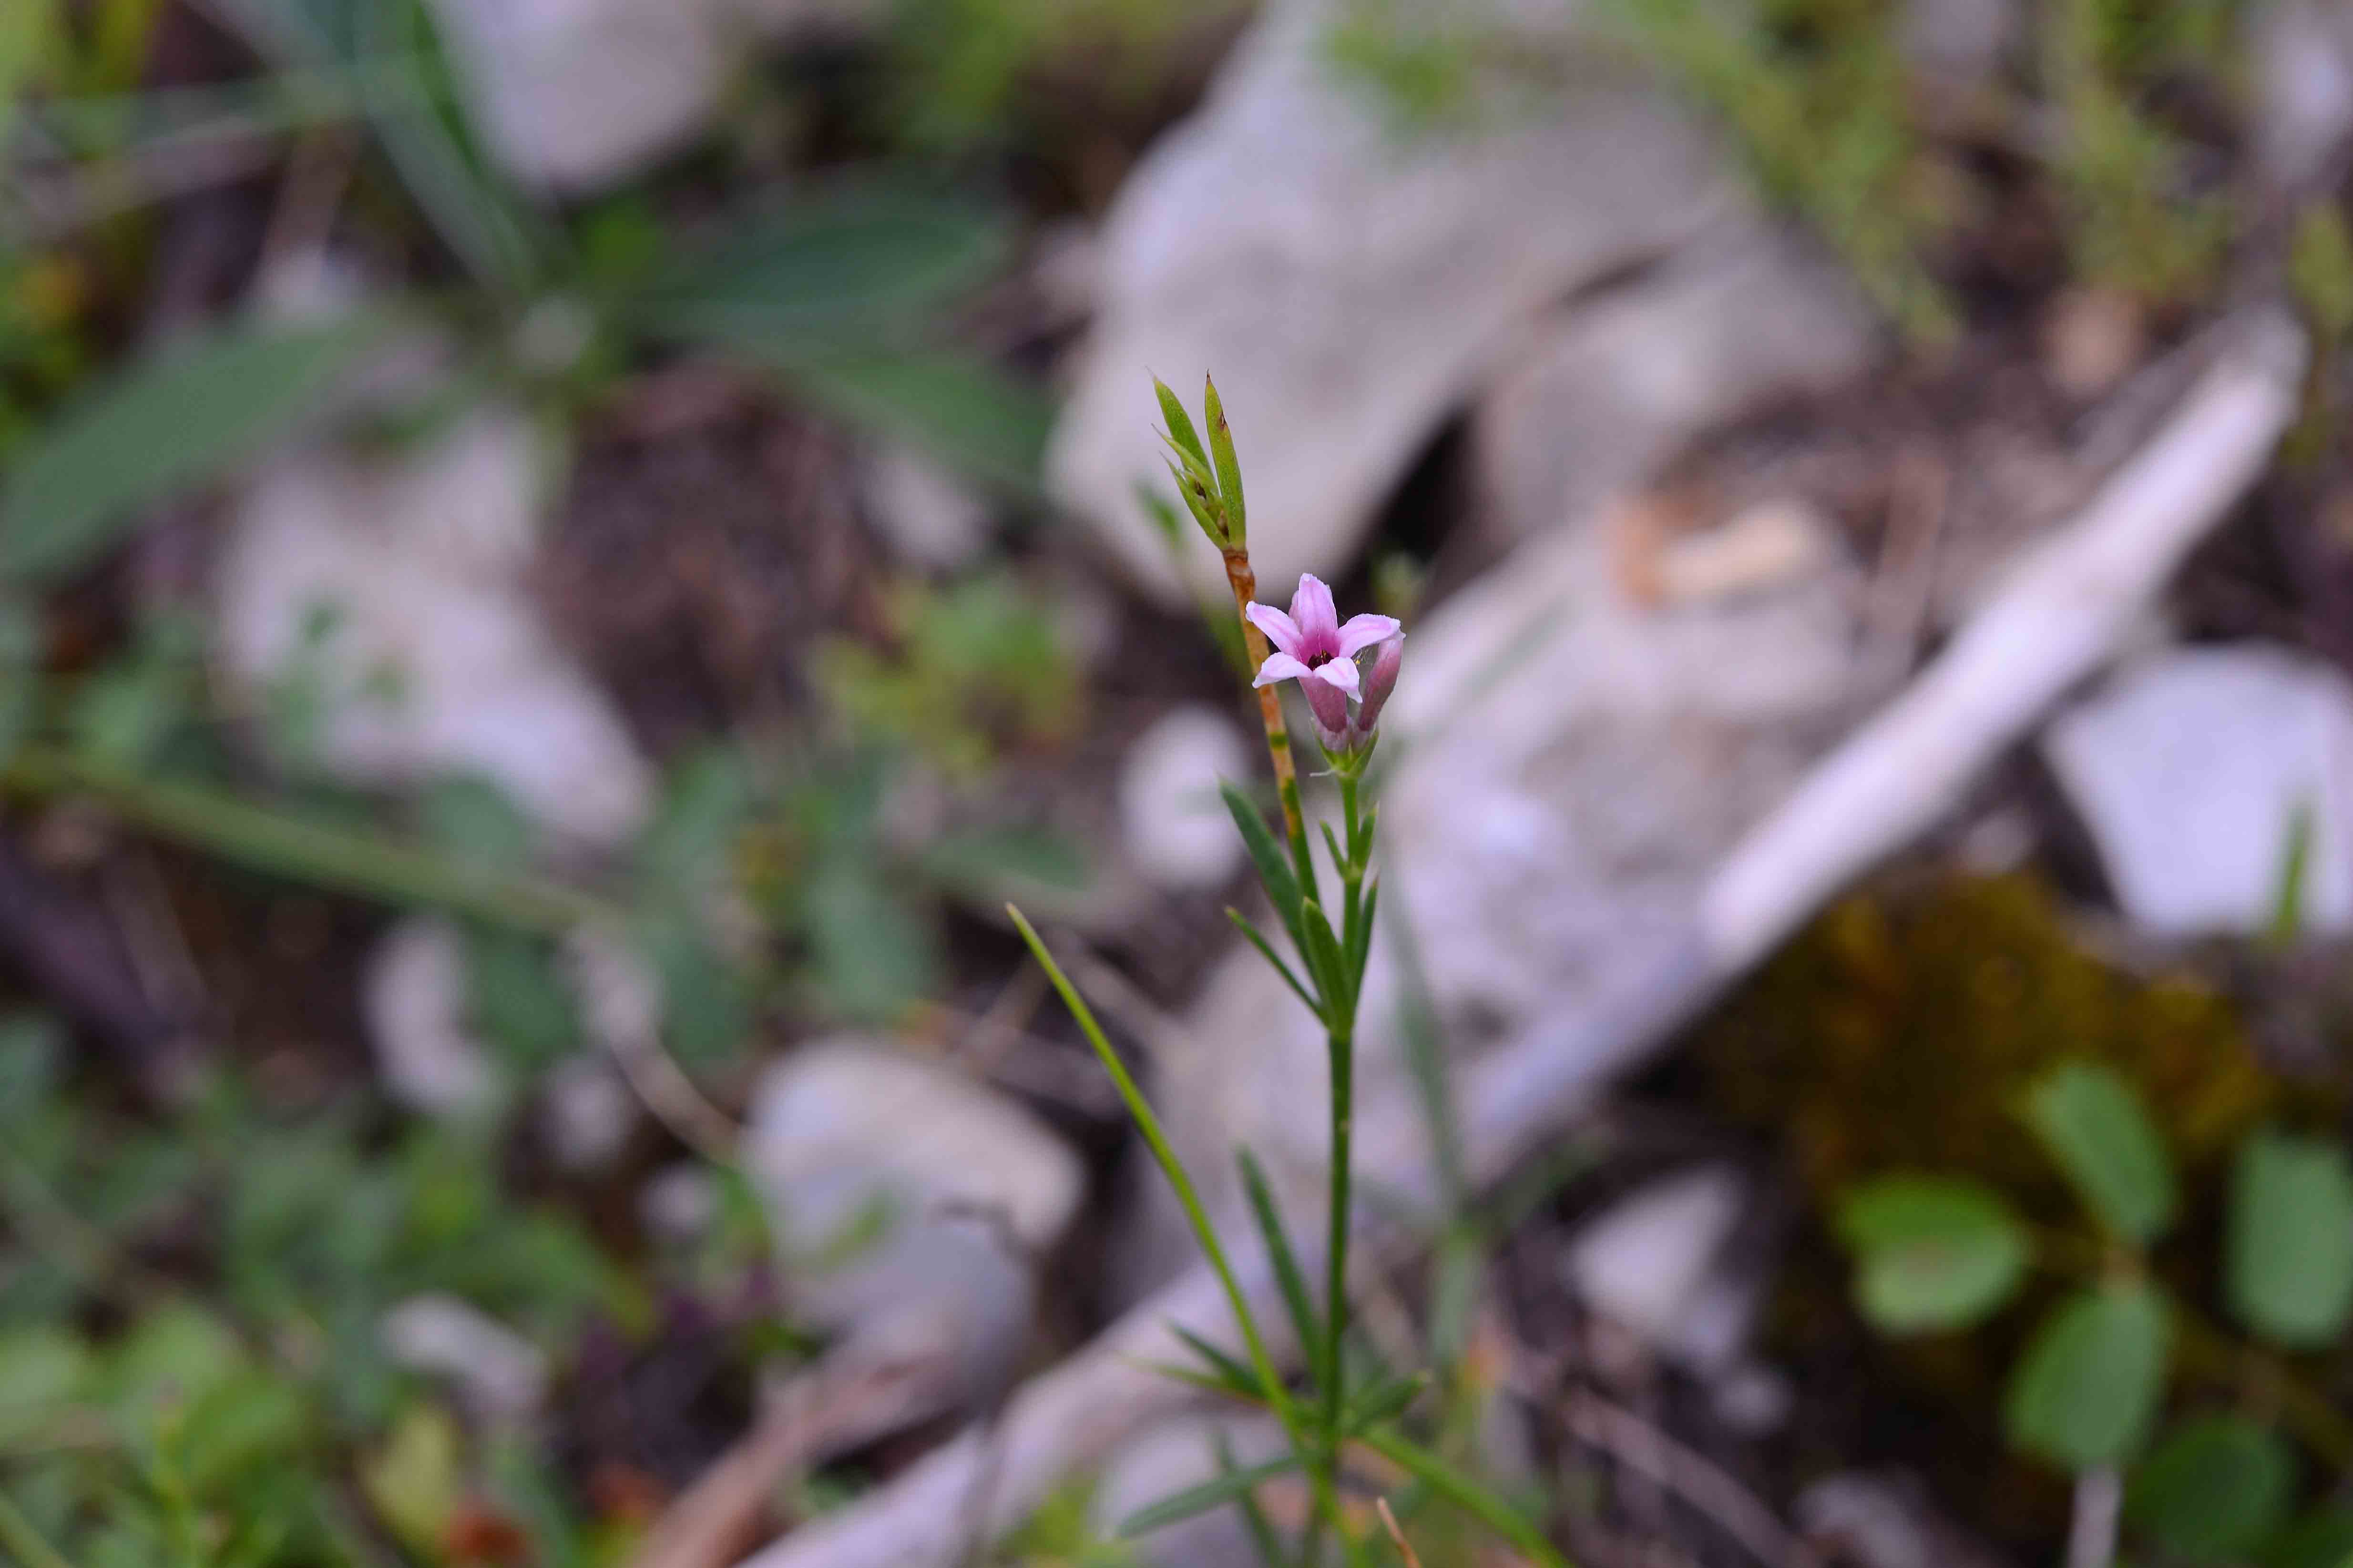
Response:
[1170,1324,1262,1396]
[1005,906,1310,1452]
[1137,1355,1264,1405]
[1216,1429,1289,1568]
[1238,1149,1323,1377]
[1344,1371,1430,1434]
[1356,1427,1568,1568]
[1120,1454,1302,1538]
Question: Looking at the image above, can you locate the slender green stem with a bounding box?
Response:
[1317,767,1376,1568]
[2,746,611,933]
[0,1488,79,1568]
[1337,774,1363,997]
[1005,906,1354,1549]
[1281,770,1318,909]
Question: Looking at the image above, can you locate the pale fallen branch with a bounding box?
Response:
[739,309,2305,1568]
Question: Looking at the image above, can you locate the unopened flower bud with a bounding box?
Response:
[1354,634,1402,740]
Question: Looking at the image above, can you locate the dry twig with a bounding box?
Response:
[629,1331,959,1568]
[1564,1392,1816,1568]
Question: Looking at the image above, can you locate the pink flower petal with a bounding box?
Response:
[1245,602,1304,657]
[1302,674,1351,742]
[1357,635,1403,733]
[1251,651,1314,688]
[1308,656,1359,696]
[1335,613,1403,658]
[1289,574,1340,651]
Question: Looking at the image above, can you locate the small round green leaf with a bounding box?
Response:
[2022,1061,2177,1245]
[1836,1176,2031,1332]
[2004,1281,2169,1469]
[2126,1415,2295,1559]
[2228,1132,2353,1348]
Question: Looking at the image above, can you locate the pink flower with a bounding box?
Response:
[1247,574,1403,753]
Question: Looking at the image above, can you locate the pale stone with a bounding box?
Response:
[860,445,992,571]
[382,1294,549,1420]
[1653,497,1843,607]
[1475,239,1875,542]
[747,1039,1084,1404]
[1564,1166,1749,1360]
[214,408,653,847]
[1048,0,1739,607]
[363,918,496,1117]
[1118,704,1251,891]
[2043,644,2353,936]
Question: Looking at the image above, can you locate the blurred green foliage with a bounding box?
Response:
[1837,1058,2353,1558]
[1331,0,2252,345]
[2043,0,2237,313]
[1700,874,2280,1206]
[816,570,1082,782]
[1627,0,1954,341]
[883,0,1237,156]
[0,1009,648,1566]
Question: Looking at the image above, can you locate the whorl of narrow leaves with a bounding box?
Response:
[1152,374,1246,550]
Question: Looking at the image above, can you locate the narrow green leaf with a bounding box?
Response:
[2021,1061,2177,1245]
[1220,782,1307,942]
[1836,1176,2030,1332]
[2,314,391,585]
[1153,376,1209,470]
[356,4,542,294]
[2003,1282,2169,1469]
[1202,374,1246,542]
[727,344,1051,491]
[1238,1149,1322,1370]
[1297,900,1349,1022]
[1343,1369,1428,1433]
[2126,1415,2295,1559]
[1169,1324,1259,1399]
[1163,446,1225,545]
[1165,457,1221,541]
[1214,1430,1289,1568]
[1226,909,1319,1016]
[634,189,1009,341]
[1354,1427,1568,1568]
[1005,905,1309,1456]
[1137,1357,1263,1404]
[2228,1131,2353,1347]
[1350,878,1379,989]
[1118,1453,1303,1538]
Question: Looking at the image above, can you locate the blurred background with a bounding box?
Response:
[4,0,2353,1565]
